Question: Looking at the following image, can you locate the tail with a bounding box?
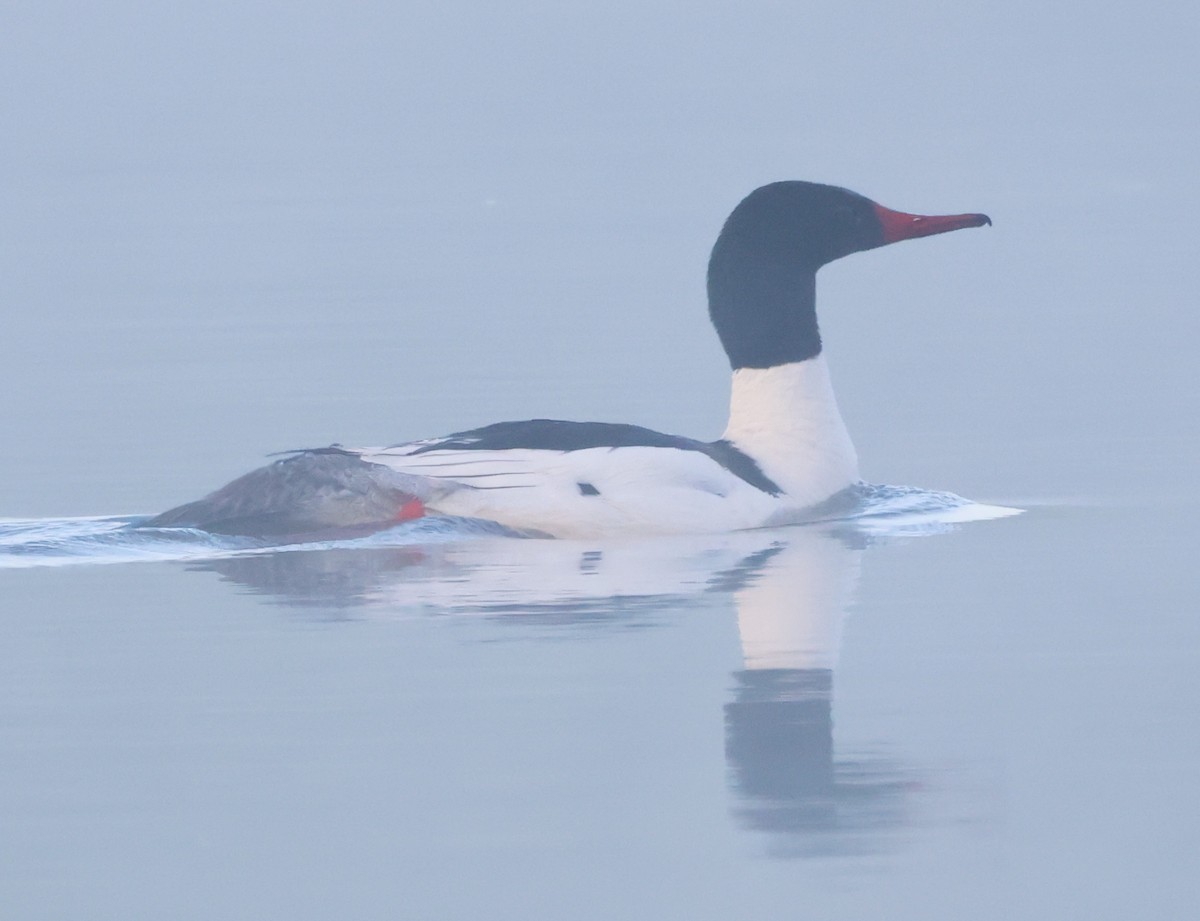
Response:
[141,451,428,538]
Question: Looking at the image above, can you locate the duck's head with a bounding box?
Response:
[707,181,990,370]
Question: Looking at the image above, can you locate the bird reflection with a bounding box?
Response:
[189,522,912,857]
[723,530,912,857]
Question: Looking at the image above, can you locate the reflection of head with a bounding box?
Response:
[726,669,834,801]
[725,528,913,858]
[724,668,913,858]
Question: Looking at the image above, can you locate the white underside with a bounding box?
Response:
[355,356,859,539]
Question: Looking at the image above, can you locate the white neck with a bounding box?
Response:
[721,356,859,507]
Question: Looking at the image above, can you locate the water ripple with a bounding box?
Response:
[0,485,1019,569]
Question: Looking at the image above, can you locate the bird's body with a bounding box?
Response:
[145,182,989,540]
[347,356,858,538]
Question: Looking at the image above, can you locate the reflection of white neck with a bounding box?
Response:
[735,527,861,671]
[722,357,859,508]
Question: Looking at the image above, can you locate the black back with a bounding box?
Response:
[405,419,782,496]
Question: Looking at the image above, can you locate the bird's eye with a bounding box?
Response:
[834,206,862,230]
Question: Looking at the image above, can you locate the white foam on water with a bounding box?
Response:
[0,486,1021,570]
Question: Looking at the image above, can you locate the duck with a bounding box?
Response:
[144,181,990,540]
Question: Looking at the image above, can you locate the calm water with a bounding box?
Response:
[2,3,1198,919]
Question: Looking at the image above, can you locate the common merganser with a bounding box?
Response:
[145,181,989,539]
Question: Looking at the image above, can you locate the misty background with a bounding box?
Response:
[2,1,1195,516]
[1,3,1197,920]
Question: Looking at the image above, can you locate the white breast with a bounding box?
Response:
[721,356,859,512]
